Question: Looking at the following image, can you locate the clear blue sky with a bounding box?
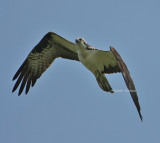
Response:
[1,0,160,142]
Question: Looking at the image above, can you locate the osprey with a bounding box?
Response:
[12,32,143,121]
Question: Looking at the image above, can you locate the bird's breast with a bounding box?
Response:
[78,50,103,74]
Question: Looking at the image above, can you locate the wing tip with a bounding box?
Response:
[12,72,20,81]
[138,111,143,122]
[138,109,143,122]
[12,88,16,93]
[12,76,16,81]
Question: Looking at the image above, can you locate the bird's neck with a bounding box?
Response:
[76,44,87,59]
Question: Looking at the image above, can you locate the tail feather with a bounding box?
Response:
[95,73,114,93]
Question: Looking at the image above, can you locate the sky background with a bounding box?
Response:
[1,0,160,142]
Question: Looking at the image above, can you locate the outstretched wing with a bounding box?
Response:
[110,46,143,121]
[12,32,79,95]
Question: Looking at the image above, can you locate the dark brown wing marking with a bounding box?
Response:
[110,46,143,121]
[12,32,79,95]
[102,51,121,74]
[103,64,120,74]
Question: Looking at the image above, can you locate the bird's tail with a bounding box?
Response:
[95,73,114,93]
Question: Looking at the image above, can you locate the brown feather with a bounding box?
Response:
[110,46,143,121]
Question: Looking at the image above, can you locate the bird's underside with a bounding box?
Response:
[12,32,143,121]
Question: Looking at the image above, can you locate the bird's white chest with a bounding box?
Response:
[78,50,101,74]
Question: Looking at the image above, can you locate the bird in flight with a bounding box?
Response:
[12,32,143,121]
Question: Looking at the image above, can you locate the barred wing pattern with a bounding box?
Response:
[12,32,79,95]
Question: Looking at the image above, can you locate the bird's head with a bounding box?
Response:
[75,38,88,49]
